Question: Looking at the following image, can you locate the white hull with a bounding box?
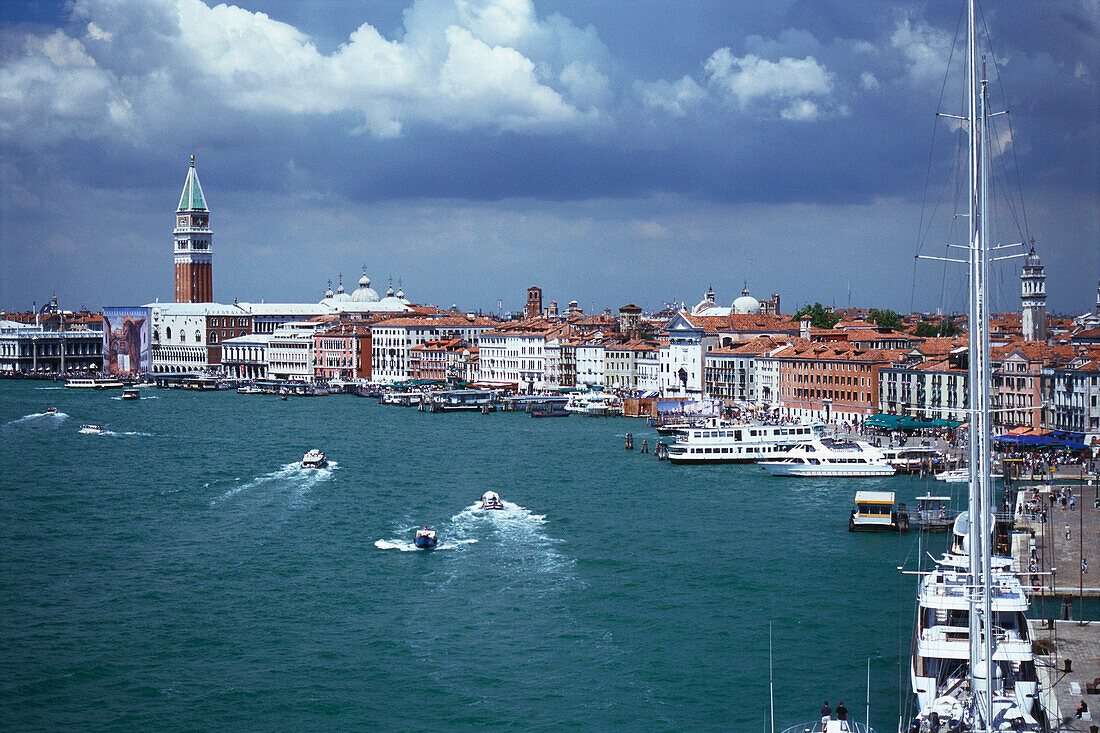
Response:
[762,463,895,477]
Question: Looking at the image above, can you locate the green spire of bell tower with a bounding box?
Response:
[177,154,208,212]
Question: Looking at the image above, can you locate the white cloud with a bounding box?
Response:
[859,71,880,90]
[636,75,705,117]
[703,48,835,119]
[0,0,611,147]
[891,17,952,86]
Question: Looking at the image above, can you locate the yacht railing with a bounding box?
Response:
[779,721,874,733]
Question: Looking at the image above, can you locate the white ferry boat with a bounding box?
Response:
[301,449,327,468]
[759,438,895,477]
[65,378,124,389]
[666,423,816,465]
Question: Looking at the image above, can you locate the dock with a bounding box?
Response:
[1012,482,1100,599]
[1029,619,1099,731]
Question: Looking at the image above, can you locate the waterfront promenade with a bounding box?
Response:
[1015,481,1100,599]
[1031,620,1099,732]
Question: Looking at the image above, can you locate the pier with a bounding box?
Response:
[1030,619,1099,731]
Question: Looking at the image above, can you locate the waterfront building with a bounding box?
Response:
[0,307,103,373]
[658,312,713,398]
[267,320,330,381]
[635,346,659,393]
[174,156,213,304]
[1020,246,1048,341]
[991,342,1075,430]
[604,339,658,391]
[221,333,272,379]
[477,319,568,391]
[878,352,969,423]
[314,322,372,381]
[147,302,251,373]
[372,314,497,384]
[1042,355,1100,432]
[237,302,333,334]
[703,335,788,405]
[767,342,906,422]
[576,338,608,389]
[618,304,643,339]
[410,338,474,382]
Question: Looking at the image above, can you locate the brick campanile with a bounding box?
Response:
[174,155,213,303]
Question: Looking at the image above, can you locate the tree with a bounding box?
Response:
[791,302,840,329]
[868,308,903,330]
[913,320,961,337]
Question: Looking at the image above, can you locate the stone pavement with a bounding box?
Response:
[1015,482,1100,598]
[1030,619,1100,731]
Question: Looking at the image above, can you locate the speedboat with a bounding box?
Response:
[480,491,504,510]
[79,424,104,434]
[46,407,57,414]
[122,388,140,400]
[935,467,1002,483]
[414,527,438,549]
[759,437,895,477]
[301,449,327,468]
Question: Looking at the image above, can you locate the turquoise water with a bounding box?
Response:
[2,381,950,730]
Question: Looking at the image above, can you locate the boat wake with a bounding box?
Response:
[374,537,478,552]
[92,429,153,437]
[34,386,65,390]
[110,395,159,401]
[4,411,69,426]
[210,460,337,506]
[450,499,574,578]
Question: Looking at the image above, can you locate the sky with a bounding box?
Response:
[1,0,1097,317]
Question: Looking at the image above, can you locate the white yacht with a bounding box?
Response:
[301,449,327,468]
[78,424,105,434]
[935,467,1002,484]
[909,515,1039,730]
[879,446,945,474]
[759,437,895,477]
[666,422,816,464]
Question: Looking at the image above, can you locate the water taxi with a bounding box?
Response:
[46,407,58,414]
[122,388,140,400]
[414,527,438,549]
[848,491,909,532]
[301,449,327,468]
[759,438,895,477]
[480,491,504,510]
[78,424,105,434]
[666,422,816,464]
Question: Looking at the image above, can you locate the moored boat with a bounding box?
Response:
[531,407,569,418]
[848,491,909,532]
[301,449,327,468]
[667,422,815,464]
[759,438,895,477]
[414,527,438,549]
[935,467,1002,483]
[480,491,504,510]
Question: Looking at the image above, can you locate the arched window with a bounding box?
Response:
[180,330,185,343]
[195,330,202,343]
[210,332,218,344]
[166,327,172,340]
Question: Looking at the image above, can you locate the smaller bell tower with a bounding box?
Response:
[174,155,213,303]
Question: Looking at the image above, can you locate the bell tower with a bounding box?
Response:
[174,155,213,303]
[1020,244,1046,341]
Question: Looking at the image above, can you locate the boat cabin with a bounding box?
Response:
[849,491,908,532]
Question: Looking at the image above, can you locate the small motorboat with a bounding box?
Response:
[79,424,105,434]
[414,527,438,549]
[301,449,327,468]
[46,407,58,414]
[122,388,140,400]
[935,467,1002,483]
[480,491,505,510]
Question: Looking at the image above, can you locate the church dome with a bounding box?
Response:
[732,286,760,314]
[692,286,717,315]
[351,270,379,302]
